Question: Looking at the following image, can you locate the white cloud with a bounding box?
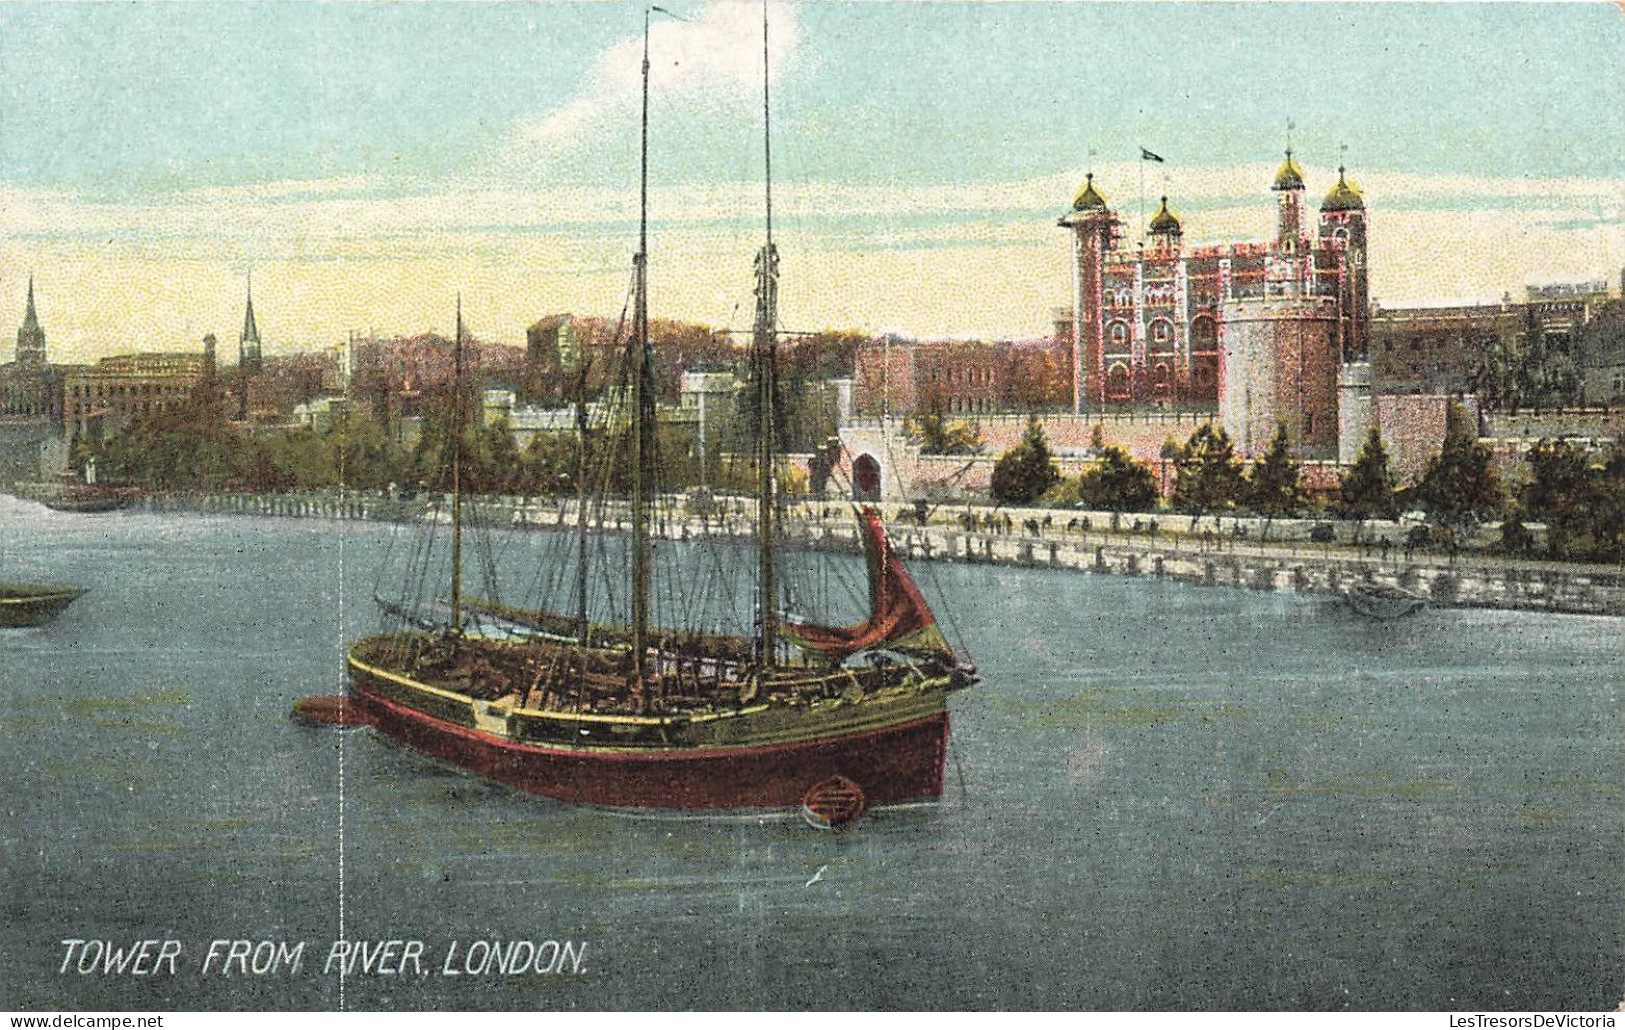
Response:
[1,159,1619,357]
[514,1,800,151]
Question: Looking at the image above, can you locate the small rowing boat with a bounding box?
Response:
[1346,580,1426,620]
[0,584,86,627]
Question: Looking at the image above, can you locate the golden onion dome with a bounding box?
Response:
[1149,195,1182,235]
[1272,149,1306,191]
[1072,172,1109,212]
[1321,166,1365,212]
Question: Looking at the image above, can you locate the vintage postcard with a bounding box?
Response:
[2,1,1621,1016]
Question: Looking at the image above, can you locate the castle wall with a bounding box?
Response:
[1373,393,1480,482]
[834,412,1346,502]
[1482,408,1625,441]
[835,413,1218,502]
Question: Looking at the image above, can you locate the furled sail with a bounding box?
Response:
[784,507,953,661]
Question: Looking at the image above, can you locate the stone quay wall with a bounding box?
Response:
[836,522,1624,618]
[110,490,1625,618]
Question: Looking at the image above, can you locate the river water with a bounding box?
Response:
[2,496,1620,1011]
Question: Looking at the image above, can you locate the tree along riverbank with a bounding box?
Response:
[55,488,1625,618]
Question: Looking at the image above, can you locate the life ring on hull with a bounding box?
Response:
[801,774,867,830]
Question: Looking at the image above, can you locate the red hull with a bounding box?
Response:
[354,686,950,810]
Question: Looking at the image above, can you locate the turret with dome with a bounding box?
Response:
[1148,195,1182,252]
[1273,149,1309,247]
[1272,149,1307,192]
[1320,166,1365,213]
[1072,172,1109,213]
[1316,161,1370,364]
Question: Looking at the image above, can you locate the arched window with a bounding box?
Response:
[1150,319,1173,348]
[1191,356,1217,396]
[1151,361,1172,398]
[1190,315,1218,351]
[1105,362,1131,401]
[1108,321,1131,349]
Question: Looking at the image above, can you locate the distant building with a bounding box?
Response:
[245,351,338,420]
[233,278,264,421]
[1370,278,1621,408]
[481,389,602,452]
[292,395,353,433]
[65,353,204,439]
[853,337,1069,418]
[520,313,652,404]
[853,336,918,418]
[1527,279,1613,353]
[1369,301,1523,396]
[527,314,579,372]
[1522,280,1616,405]
[1576,299,1625,406]
[677,370,738,474]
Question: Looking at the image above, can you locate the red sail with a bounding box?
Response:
[784,507,952,661]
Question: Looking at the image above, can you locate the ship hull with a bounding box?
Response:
[39,487,141,514]
[1346,582,1426,619]
[0,586,85,628]
[348,653,951,810]
[42,497,130,514]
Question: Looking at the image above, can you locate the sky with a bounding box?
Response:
[1,1,1621,363]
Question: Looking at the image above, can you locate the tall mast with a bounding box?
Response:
[754,0,780,668]
[630,7,655,706]
[573,360,590,647]
[450,294,464,635]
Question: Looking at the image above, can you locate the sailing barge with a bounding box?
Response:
[347,508,975,810]
[340,6,977,814]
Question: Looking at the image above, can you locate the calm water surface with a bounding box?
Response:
[2,497,1620,1010]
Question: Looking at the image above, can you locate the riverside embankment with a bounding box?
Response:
[53,489,1625,617]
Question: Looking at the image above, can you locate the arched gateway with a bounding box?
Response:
[852,454,881,501]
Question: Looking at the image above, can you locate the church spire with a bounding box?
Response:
[241,274,260,346]
[15,274,47,368]
[238,273,262,377]
[22,275,40,332]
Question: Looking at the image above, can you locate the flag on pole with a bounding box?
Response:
[1140,147,1165,163]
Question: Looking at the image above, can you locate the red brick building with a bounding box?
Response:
[853,337,1069,418]
[1058,152,1371,458]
